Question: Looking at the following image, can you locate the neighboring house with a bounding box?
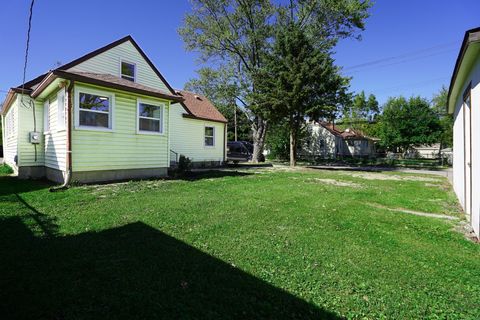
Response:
[408,144,441,159]
[447,26,480,236]
[302,121,376,158]
[0,36,227,184]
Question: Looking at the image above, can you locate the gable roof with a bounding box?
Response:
[317,121,373,140]
[174,90,227,123]
[447,26,480,113]
[2,35,186,114]
[31,70,183,102]
[19,35,177,94]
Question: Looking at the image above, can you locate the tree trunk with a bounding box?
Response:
[289,123,296,167]
[251,116,267,163]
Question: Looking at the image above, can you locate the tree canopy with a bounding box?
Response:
[179,0,372,162]
[431,86,453,148]
[377,96,441,152]
[254,24,349,166]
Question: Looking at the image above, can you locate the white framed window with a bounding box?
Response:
[137,99,164,134]
[120,60,136,82]
[75,87,114,131]
[5,110,12,137]
[57,89,66,131]
[43,100,50,133]
[204,126,215,147]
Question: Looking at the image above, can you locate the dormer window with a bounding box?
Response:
[121,61,136,82]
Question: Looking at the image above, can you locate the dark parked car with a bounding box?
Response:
[226,141,265,164]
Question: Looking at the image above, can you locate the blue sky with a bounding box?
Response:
[0,0,478,105]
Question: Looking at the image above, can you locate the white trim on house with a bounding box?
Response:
[57,88,66,132]
[120,59,136,82]
[136,98,165,135]
[43,100,50,134]
[74,86,115,132]
[204,125,215,147]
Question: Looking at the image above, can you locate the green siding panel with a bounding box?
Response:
[169,103,225,162]
[72,84,170,172]
[17,96,45,167]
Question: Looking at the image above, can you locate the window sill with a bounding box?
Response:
[74,126,113,132]
[136,130,165,136]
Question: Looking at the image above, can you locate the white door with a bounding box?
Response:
[464,93,472,220]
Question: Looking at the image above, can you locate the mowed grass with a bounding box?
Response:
[1,166,479,319]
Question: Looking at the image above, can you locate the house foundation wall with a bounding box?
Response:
[17,166,46,180]
[71,167,168,184]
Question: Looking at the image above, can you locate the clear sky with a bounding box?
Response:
[0,0,478,105]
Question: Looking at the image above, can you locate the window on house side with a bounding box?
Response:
[205,126,215,146]
[79,92,111,128]
[138,102,163,133]
[121,61,136,82]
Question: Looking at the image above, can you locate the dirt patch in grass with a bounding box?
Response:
[454,221,479,243]
[369,203,458,220]
[344,172,440,182]
[307,178,361,188]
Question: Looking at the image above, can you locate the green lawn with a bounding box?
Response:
[1,166,479,319]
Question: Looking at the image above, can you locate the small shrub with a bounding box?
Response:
[0,164,13,175]
[174,155,192,177]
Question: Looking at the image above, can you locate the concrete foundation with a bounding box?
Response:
[17,166,46,180]
[71,167,168,183]
[190,161,224,169]
[46,167,66,184]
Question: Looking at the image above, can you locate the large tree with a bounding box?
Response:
[254,24,349,166]
[179,0,371,162]
[343,90,379,130]
[431,86,453,149]
[184,67,251,141]
[377,96,441,153]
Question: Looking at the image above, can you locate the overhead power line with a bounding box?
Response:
[343,41,458,72]
[374,76,450,95]
[346,49,456,75]
[21,0,35,95]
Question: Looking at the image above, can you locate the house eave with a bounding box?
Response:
[182,113,228,124]
[1,88,32,115]
[447,27,480,114]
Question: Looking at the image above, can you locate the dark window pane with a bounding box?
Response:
[121,62,135,81]
[140,118,160,132]
[79,93,109,112]
[205,127,214,137]
[79,110,109,128]
[139,103,161,118]
[205,137,214,146]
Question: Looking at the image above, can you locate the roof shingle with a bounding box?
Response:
[175,90,227,123]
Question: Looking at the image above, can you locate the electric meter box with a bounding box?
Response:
[29,131,41,144]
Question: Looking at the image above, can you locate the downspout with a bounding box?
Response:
[50,80,74,191]
[223,123,227,165]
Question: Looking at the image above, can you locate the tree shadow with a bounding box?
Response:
[178,170,254,181]
[0,215,342,319]
[0,175,51,197]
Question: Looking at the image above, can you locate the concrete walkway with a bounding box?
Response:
[307,165,452,177]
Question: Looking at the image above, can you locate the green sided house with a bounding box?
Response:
[1,36,227,183]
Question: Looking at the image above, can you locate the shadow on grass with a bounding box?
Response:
[178,170,254,181]
[0,175,51,197]
[0,215,342,319]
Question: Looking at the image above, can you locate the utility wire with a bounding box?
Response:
[19,0,37,161]
[346,49,456,75]
[343,41,457,71]
[21,0,35,97]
